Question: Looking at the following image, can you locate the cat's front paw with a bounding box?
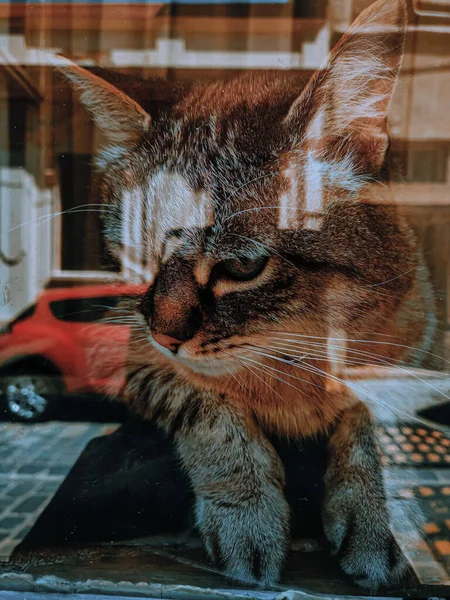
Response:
[322,484,405,590]
[195,484,290,587]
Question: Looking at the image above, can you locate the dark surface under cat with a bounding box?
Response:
[17,417,328,545]
[2,415,448,599]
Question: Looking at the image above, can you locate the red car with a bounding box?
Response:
[0,284,147,422]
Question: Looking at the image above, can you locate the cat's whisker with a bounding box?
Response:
[366,266,418,288]
[129,338,151,346]
[223,362,250,396]
[271,336,398,364]
[241,355,326,413]
[225,356,268,403]
[359,285,400,300]
[270,338,450,403]
[270,345,370,368]
[243,349,324,389]
[2,203,116,240]
[99,312,138,318]
[271,332,450,368]
[259,344,444,429]
[275,352,372,369]
[294,360,442,429]
[223,205,313,224]
[277,339,449,395]
[238,356,294,406]
[242,342,439,427]
[129,326,150,336]
[224,173,276,204]
[241,353,328,396]
[100,319,141,326]
[270,339,373,364]
[244,346,318,371]
[102,322,142,328]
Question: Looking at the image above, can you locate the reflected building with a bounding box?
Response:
[0,0,449,358]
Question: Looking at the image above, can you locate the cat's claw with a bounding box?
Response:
[322,486,406,590]
[195,486,290,587]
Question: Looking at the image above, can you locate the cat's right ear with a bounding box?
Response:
[285,0,406,172]
[58,61,151,144]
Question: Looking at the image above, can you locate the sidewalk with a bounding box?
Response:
[0,422,118,559]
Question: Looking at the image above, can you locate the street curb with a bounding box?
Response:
[0,572,402,600]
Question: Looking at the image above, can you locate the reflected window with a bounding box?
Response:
[49,295,139,323]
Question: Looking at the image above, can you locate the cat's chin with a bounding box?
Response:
[150,336,238,377]
[177,360,234,377]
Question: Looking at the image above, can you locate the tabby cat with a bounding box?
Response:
[61,0,436,589]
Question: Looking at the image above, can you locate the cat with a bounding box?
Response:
[60,0,437,590]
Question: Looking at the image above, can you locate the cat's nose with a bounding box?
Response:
[151,331,183,353]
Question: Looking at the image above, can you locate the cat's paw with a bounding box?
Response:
[322,485,406,590]
[195,484,290,587]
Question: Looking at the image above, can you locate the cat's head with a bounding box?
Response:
[62,0,415,377]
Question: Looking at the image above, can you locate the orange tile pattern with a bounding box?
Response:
[396,486,450,573]
[379,424,450,576]
[377,425,450,466]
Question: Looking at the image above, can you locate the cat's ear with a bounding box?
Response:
[59,62,151,144]
[286,0,406,171]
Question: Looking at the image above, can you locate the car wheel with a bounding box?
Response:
[2,368,61,423]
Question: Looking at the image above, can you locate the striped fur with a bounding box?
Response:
[62,0,433,590]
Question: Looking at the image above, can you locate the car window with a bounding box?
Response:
[49,295,140,323]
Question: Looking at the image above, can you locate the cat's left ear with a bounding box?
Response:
[59,61,151,144]
[286,0,406,171]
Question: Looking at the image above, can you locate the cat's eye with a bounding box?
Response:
[220,255,268,281]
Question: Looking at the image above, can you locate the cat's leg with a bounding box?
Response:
[322,400,405,590]
[174,391,290,586]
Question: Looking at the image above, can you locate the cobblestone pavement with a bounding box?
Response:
[0,422,117,560]
[380,423,450,583]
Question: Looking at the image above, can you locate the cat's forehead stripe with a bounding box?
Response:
[304,154,325,230]
[121,187,150,282]
[149,170,214,232]
[278,157,325,231]
[144,170,215,266]
[278,162,302,230]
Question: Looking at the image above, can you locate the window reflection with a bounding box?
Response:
[0,0,448,596]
